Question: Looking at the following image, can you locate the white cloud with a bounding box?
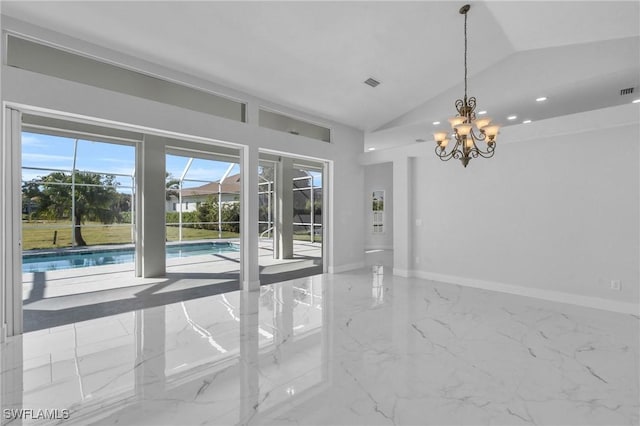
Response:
[99,157,136,165]
[21,134,48,148]
[75,164,135,176]
[22,153,73,164]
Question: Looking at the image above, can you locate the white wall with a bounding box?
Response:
[364,162,393,250]
[363,103,639,312]
[0,5,4,342]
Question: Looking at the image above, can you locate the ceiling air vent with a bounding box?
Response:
[620,87,635,96]
[364,77,380,88]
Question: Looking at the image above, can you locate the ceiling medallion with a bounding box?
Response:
[433,4,500,168]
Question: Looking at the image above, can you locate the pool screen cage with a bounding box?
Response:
[21,142,321,250]
[168,159,322,244]
[21,138,135,249]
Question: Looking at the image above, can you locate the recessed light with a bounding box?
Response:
[633,99,640,104]
[478,110,487,115]
[523,120,532,124]
[432,121,440,125]
[507,115,517,120]
[536,97,547,102]
[368,147,376,151]
[416,138,426,143]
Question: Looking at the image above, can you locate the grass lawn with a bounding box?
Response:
[22,221,240,250]
[22,221,133,250]
[293,233,322,243]
[165,227,239,241]
[22,221,318,250]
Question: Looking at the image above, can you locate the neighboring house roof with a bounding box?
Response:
[175,170,314,199]
[180,174,241,198]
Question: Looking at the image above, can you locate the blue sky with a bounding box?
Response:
[22,132,321,191]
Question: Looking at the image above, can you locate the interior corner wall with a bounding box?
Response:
[329,125,366,272]
[364,162,393,250]
[412,118,639,305]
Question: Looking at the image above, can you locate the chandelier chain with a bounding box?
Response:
[464,9,468,101]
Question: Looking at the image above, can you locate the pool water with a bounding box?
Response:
[22,242,239,273]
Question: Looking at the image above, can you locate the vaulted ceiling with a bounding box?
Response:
[3,1,639,151]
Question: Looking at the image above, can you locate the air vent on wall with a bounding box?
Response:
[620,87,635,96]
[364,77,380,88]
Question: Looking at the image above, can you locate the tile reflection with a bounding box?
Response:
[0,276,329,425]
[371,265,385,306]
[255,278,326,417]
[4,272,636,425]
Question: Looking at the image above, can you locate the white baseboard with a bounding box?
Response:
[365,245,393,251]
[392,268,412,278]
[329,261,365,274]
[412,270,639,315]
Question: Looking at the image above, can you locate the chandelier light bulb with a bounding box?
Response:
[474,117,492,129]
[448,116,466,128]
[464,138,473,149]
[483,125,500,140]
[455,124,472,136]
[434,132,449,142]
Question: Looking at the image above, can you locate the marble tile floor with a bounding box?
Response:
[1,269,638,426]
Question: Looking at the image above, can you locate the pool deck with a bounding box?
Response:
[22,239,322,332]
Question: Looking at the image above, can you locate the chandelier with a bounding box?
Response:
[433,4,500,168]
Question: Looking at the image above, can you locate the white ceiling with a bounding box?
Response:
[2,1,639,151]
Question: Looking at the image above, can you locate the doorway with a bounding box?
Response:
[257,154,325,284]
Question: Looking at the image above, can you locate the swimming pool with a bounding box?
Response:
[22,242,239,273]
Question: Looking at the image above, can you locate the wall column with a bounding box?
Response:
[1,108,23,338]
[140,135,166,277]
[274,157,294,259]
[240,145,260,291]
[0,8,5,342]
[392,157,414,277]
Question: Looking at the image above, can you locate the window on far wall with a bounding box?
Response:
[372,190,384,233]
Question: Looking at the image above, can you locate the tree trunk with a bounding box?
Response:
[74,214,87,246]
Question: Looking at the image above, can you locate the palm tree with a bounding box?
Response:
[165,172,180,201]
[29,172,120,246]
